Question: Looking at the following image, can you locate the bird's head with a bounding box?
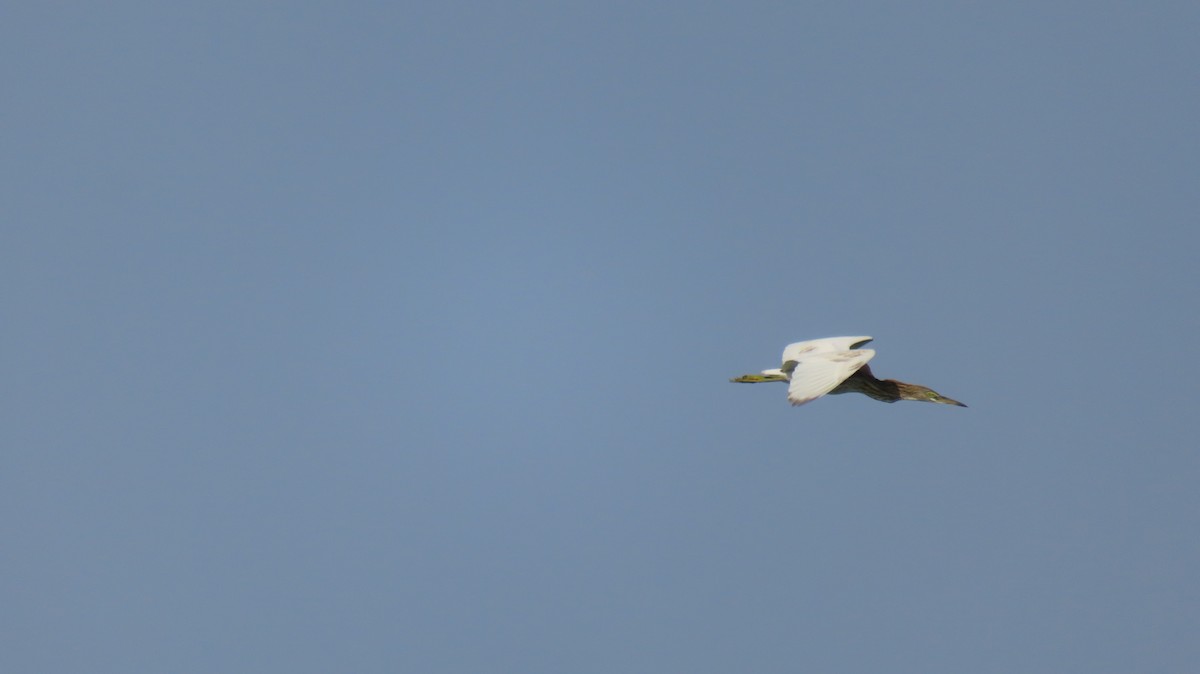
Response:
[900,384,967,407]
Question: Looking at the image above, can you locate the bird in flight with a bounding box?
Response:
[730,336,966,407]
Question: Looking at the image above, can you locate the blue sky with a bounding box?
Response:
[4,2,1198,672]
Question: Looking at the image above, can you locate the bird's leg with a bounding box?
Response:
[729,373,788,383]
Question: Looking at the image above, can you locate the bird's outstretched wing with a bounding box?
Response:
[780,336,873,364]
[783,339,875,406]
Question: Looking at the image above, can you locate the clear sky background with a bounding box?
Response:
[4,3,1198,672]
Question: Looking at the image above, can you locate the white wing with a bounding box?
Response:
[780,336,873,365]
[785,347,875,406]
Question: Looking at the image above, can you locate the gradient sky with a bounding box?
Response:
[5,3,1198,672]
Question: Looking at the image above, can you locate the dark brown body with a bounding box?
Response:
[830,364,902,402]
[831,364,966,406]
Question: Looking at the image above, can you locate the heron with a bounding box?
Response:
[730,336,966,407]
